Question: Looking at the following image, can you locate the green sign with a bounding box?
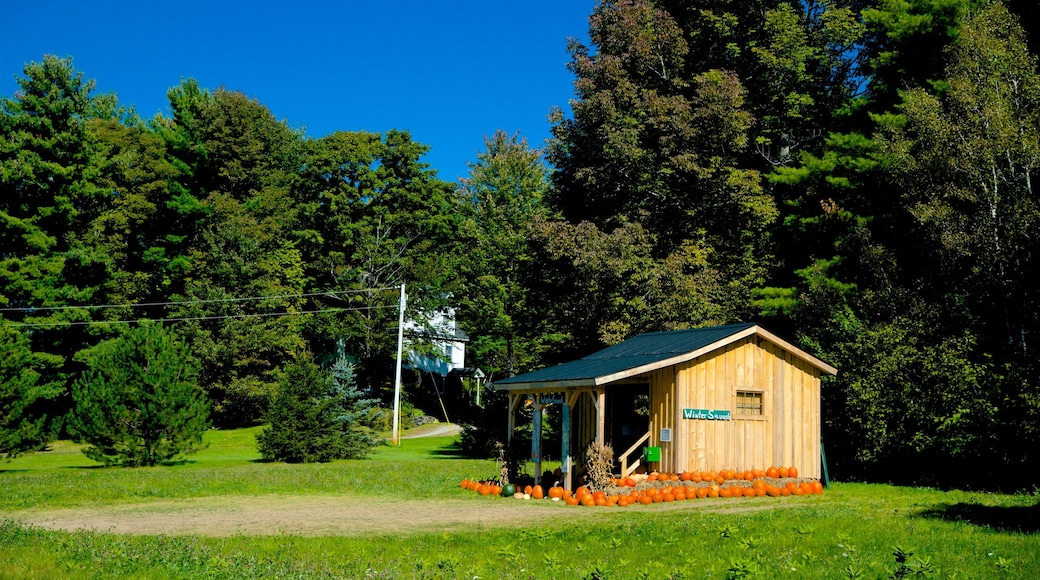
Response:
[682,408,731,421]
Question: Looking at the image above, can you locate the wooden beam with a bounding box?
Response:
[532,398,543,485]
[561,401,571,490]
[507,393,521,445]
[595,388,606,446]
[566,389,584,409]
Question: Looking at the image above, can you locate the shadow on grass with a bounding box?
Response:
[918,502,1040,533]
[427,445,471,460]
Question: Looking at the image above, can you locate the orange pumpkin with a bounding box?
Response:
[531,485,544,499]
[789,466,799,478]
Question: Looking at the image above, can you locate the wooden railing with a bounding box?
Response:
[618,430,651,478]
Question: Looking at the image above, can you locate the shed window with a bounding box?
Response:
[736,391,763,415]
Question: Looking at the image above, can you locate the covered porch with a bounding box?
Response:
[502,383,650,490]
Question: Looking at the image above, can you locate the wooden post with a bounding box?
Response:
[564,390,582,491]
[507,393,521,445]
[532,396,543,485]
[595,387,606,446]
[561,399,571,490]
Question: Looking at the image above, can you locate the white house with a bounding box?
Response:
[404,307,468,376]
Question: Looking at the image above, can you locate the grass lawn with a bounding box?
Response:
[1,429,1038,579]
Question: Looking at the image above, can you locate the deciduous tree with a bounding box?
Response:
[455,131,554,377]
[293,129,458,398]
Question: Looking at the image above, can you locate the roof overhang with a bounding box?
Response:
[493,324,837,392]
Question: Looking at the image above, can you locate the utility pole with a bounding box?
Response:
[391,282,406,446]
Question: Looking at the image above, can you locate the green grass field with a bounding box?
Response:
[2,429,1038,579]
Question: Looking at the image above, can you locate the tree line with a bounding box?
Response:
[3,1,1037,487]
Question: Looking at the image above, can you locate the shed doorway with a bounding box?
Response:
[606,383,649,464]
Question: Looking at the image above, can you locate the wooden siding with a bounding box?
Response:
[648,367,676,472]
[571,390,597,468]
[648,336,822,478]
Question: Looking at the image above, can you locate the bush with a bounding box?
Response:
[257,357,379,463]
[68,323,209,466]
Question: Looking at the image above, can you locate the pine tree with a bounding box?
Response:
[68,323,208,467]
[329,359,380,459]
[257,357,378,463]
[0,56,111,420]
[0,321,56,458]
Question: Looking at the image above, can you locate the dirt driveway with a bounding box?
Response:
[8,494,791,537]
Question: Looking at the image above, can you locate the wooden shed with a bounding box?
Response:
[492,323,837,488]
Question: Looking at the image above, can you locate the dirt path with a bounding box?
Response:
[10,496,590,537]
[401,423,460,439]
[6,495,795,537]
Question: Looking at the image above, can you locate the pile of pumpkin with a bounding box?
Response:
[458,465,823,506]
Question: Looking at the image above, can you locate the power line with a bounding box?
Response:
[0,287,401,313]
[3,305,396,328]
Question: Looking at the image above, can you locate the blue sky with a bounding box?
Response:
[1,0,594,182]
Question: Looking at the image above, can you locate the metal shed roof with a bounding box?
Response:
[493,323,836,391]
